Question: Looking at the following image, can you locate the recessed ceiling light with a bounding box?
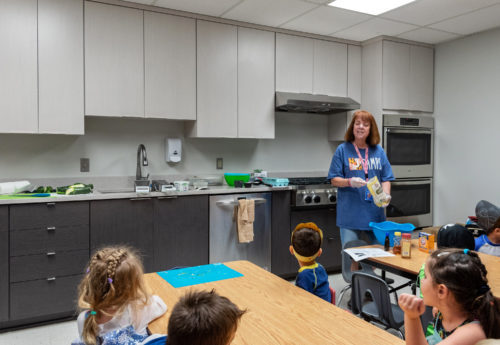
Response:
[327,0,417,16]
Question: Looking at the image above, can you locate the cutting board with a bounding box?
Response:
[0,193,53,200]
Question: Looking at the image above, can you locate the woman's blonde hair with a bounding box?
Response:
[77,246,149,345]
[344,110,381,146]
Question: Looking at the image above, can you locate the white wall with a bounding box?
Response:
[434,28,500,225]
[0,113,339,180]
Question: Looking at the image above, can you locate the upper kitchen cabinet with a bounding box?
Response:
[85,2,144,117]
[348,45,362,103]
[237,27,275,139]
[383,41,434,112]
[276,33,348,97]
[0,0,38,133]
[38,0,84,134]
[144,12,196,120]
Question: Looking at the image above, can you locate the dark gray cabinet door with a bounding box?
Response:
[271,191,296,277]
[90,198,154,272]
[0,206,8,322]
[154,195,209,271]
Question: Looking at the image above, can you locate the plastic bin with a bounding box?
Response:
[261,177,289,187]
[369,221,415,247]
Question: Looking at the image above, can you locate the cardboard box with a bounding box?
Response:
[419,232,435,253]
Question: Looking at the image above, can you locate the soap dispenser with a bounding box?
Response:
[166,138,182,163]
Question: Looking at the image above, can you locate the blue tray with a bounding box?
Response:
[157,263,243,288]
[369,221,415,247]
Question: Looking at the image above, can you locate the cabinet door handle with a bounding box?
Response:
[46,252,56,256]
[46,277,56,281]
[47,226,56,231]
[46,202,56,207]
[130,197,152,201]
[327,237,335,241]
[158,196,178,200]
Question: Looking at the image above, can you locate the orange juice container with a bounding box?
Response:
[401,233,412,258]
[418,232,435,253]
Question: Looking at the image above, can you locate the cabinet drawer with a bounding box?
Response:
[10,249,88,283]
[10,224,89,256]
[10,201,89,230]
[10,274,82,320]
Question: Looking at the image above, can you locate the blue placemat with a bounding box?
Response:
[157,263,244,288]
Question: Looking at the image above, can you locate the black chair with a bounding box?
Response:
[351,272,405,339]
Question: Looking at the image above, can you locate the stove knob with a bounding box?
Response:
[304,195,312,204]
[329,194,337,203]
[313,195,321,203]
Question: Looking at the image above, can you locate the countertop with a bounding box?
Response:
[0,185,294,205]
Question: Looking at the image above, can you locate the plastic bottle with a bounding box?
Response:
[401,233,412,258]
[384,232,390,251]
[393,231,402,255]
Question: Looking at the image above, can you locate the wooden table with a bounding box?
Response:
[360,240,500,297]
[145,260,405,345]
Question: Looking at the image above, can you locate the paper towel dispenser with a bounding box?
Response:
[166,138,182,163]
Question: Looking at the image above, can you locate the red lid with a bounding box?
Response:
[402,233,412,239]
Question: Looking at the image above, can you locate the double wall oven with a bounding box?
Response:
[383,114,434,227]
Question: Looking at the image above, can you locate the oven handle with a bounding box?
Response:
[216,198,267,206]
[392,179,432,186]
[385,128,433,134]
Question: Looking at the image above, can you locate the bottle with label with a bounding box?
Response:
[393,231,402,255]
[384,232,390,251]
[401,233,412,258]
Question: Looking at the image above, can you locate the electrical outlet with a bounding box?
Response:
[216,158,223,170]
[80,158,90,172]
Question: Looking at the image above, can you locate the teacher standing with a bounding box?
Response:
[328,110,394,248]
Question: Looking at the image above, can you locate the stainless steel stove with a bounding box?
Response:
[288,177,337,207]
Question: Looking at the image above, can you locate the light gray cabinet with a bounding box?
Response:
[409,44,434,112]
[0,0,38,133]
[38,0,84,134]
[276,33,314,93]
[348,45,362,103]
[84,2,144,117]
[237,27,275,139]
[313,39,348,97]
[144,12,196,120]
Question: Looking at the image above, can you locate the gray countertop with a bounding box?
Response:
[0,185,294,205]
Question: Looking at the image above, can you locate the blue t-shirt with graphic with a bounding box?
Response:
[475,234,500,257]
[327,142,394,230]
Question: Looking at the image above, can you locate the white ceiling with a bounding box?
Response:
[123,0,500,44]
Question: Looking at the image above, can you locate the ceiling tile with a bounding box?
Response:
[281,5,371,35]
[381,0,500,26]
[122,0,156,4]
[332,17,417,42]
[397,27,460,44]
[429,4,500,35]
[153,0,243,17]
[222,0,317,27]
[302,0,332,4]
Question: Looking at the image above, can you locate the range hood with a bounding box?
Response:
[275,92,360,114]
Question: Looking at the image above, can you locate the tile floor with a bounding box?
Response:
[0,270,412,344]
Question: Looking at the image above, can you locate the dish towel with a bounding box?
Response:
[237,199,255,243]
[0,181,31,195]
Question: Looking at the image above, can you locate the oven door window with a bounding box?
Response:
[386,132,431,165]
[387,183,430,217]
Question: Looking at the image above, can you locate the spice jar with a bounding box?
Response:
[401,233,412,258]
[393,231,402,255]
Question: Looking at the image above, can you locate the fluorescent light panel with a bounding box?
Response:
[328,0,417,16]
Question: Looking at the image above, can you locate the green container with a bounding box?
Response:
[224,173,250,186]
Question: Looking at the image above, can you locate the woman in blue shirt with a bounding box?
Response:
[328,110,394,247]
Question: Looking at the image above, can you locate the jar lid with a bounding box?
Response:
[402,233,412,238]
[394,231,401,236]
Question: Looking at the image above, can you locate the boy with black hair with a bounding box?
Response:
[475,216,500,256]
[289,222,332,303]
[166,289,246,345]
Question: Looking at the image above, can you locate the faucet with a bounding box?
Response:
[136,144,149,180]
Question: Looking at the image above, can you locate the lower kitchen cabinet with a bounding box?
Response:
[0,206,8,323]
[90,198,154,272]
[271,191,296,277]
[154,195,209,271]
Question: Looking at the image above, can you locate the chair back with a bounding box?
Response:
[351,272,402,329]
[341,240,371,284]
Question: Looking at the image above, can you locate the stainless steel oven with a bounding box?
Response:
[383,115,434,178]
[386,178,432,228]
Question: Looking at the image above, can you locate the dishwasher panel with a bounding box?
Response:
[209,193,271,271]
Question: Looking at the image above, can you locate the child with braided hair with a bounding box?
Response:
[72,246,167,345]
[399,248,500,345]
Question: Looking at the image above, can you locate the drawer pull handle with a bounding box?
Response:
[158,196,178,200]
[47,277,56,281]
[47,226,56,231]
[46,252,56,256]
[47,202,56,207]
[130,197,152,201]
[327,237,335,241]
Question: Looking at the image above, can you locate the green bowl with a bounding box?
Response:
[224,173,250,186]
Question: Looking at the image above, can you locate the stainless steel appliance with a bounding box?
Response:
[288,177,337,207]
[383,114,434,178]
[209,193,271,271]
[275,92,360,114]
[386,178,433,227]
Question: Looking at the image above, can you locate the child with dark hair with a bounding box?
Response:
[289,222,332,303]
[166,289,246,345]
[399,248,500,345]
[475,216,500,257]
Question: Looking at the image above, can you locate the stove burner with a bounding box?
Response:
[289,177,336,207]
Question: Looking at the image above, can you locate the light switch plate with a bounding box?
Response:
[216,158,223,169]
[80,158,89,172]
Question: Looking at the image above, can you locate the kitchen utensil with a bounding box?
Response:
[174,181,189,191]
[244,182,252,188]
[234,180,244,188]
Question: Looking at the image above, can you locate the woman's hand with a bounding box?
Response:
[398,293,426,319]
[349,177,367,188]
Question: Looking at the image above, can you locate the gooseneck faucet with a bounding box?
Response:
[136,144,149,180]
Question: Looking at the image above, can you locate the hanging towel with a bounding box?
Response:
[0,181,32,195]
[237,199,255,243]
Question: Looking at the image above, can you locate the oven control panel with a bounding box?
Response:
[294,188,337,207]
